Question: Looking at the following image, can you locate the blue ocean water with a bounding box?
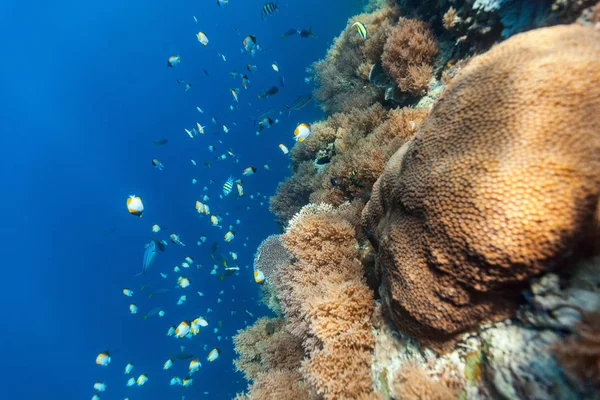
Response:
[0,0,364,398]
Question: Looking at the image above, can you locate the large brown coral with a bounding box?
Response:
[363,25,600,349]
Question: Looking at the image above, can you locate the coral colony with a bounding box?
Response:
[233,1,600,399]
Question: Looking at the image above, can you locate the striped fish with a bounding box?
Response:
[261,2,278,20]
[223,176,234,196]
[351,21,367,40]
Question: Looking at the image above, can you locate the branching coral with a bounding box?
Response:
[391,362,460,400]
[243,369,312,400]
[310,105,428,207]
[269,161,318,228]
[555,310,600,389]
[269,204,377,398]
[381,18,438,95]
[363,24,600,350]
[233,317,304,382]
[311,4,399,114]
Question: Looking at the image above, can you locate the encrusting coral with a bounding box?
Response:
[362,24,600,350]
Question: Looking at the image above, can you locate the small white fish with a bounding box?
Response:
[189,358,201,374]
[197,106,203,113]
[93,382,106,392]
[164,359,173,370]
[123,288,133,297]
[191,159,197,166]
[177,295,187,305]
[126,377,136,387]
[197,31,209,45]
[279,144,289,154]
[207,348,219,362]
[124,363,134,374]
[272,63,279,72]
[136,374,148,386]
[129,304,138,314]
[170,376,183,386]
[185,129,194,138]
[193,16,198,23]
[160,273,168,279]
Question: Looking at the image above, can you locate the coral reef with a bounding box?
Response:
[381,18,438,95]
[268,161,319,228]
[363,24,600,349]
[310,4,400,114]
[555,308,600,389]
[244,2,600,399]
[236,204,377,399]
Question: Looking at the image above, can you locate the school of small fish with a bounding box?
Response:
[91,1,337,398]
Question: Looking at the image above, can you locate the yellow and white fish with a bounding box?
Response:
[185,128,194,138]
[170,233,186,246]
[185,256,194,264]
[196,201,208,214]
[96,351,111,366]
[170,376,183,386]
[151,224,162,233]
[211,215,222,227]
[230,88,239,102]
[123,288,133,297]
[182,377,193,387]
[222,125,229,133]
[197,123,206,134]
[254,269,265,284]
[177,295,187,305]
[129,304,138,314]
[126,195,144,217]
[271,63,279,72]
[236,183,244,197]
[124,363,134,374]
[223,177,234,196]
[136,374,148,386]
[230,252,238,260]
[178,276,191,289]
[243,167,256,176]
[175,321,190,338]
[158,310,165,317]
[167,55,181,67]
[263,164,270,170]
[207,348,220,362]
[163,359,173,370]
[279,144,289,154]
[189,358,201,374]
[351,21,367,39]
[93,382,106,392]
[197,31,209,45]
[224,231,235,242]
[197,106,203,113]
[294,123,311,142]
[194,316,208,327]
[126,377,136,386]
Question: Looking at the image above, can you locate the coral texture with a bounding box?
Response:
[363,24,600,349]
[271,204,377,399]
[269,161,318,228]
[391,362,460,400]
[555,310,600,389]
[381,18,438,95]
[311,5,399,114]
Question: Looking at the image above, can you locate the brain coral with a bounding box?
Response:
[362,24,600,349]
